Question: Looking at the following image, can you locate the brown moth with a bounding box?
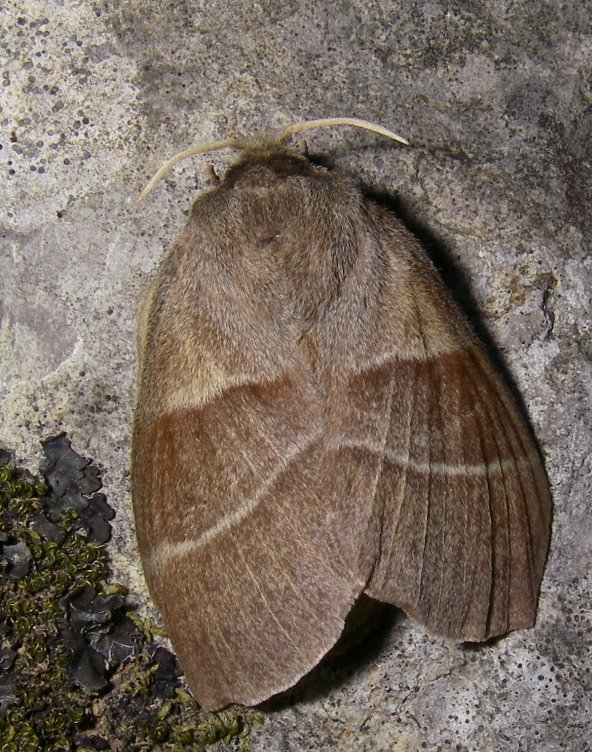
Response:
[132,117,552,711]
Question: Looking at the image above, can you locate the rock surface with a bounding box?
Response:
[1,1,590,750]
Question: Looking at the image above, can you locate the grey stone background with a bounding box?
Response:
[1,1,590,750]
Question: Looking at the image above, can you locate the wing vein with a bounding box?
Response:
[233,538,298,649]
[432,364,449,627]
[418,361,435,612]
[366,371,398,582]
[470,356,537,608]
[461,363,497,636]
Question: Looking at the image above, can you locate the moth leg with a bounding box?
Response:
[296,139,309,157]
[205,163,220,185]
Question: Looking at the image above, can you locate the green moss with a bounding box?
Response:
[0,442,262,751]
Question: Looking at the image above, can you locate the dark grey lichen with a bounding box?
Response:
[0,435,261,751]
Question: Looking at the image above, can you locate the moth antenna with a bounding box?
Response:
[135,137,244,203]
[274,117,410,147]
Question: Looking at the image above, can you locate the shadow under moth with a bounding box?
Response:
[132,117,552,711]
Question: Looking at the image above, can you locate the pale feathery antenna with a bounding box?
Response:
[135,118,409,203]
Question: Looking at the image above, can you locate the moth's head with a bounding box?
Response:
[135,117,408,205]
[222,141,318,190]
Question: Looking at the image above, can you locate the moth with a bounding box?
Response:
[132,117,552,711]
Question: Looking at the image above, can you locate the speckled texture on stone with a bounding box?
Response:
[1,1,590,750]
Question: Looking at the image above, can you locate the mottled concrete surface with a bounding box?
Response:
[1,1,590,750]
